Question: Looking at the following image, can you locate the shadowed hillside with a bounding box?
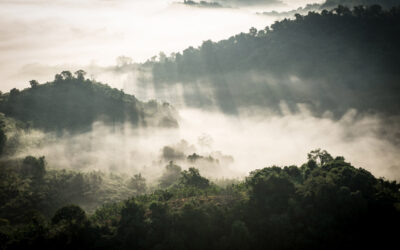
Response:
[0,71,178,132]
[146,5,400,116]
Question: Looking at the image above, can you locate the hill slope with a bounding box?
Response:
[0,71,178,131]
[322,0,400,9]
[145,5,400,116]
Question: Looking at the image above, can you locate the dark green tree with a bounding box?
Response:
[60,71,73,80]
[52,204,87,226]
[0,127,6,156]
[29,80,39,88]
[180,167,210,189]
[117,198,147,249]
[74,70,86,81]
[21,156,46,181]
[128,173,147,194]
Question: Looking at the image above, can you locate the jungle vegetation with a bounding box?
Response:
[0,150,399,249]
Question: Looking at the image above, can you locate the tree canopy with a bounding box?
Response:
[0,151,398,249]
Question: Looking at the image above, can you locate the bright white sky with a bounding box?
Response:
[0,0,324,91]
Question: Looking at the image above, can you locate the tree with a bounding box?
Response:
[61,71,73,80]
[162,146,185,160]
[29,80,39,88]
[9,88,20,98]
[307,149,333,166]
[247,171,295,212]
[128,173,147,194]
[74,70,86,81]
[228,220,251,250]
[159,161,182,188]
[21,156,46,180]
[51,205,90,248]
[249,27,258,36]
[0,127,6,156]
[52,205,87,226]
[54,73,63,82]
[117,198,146,249]
[158,52,167,63]
[367,4,383,16]
[334,5,351,16]
[180,167,210,189]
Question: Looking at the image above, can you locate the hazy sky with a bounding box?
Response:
[0,0,323,91]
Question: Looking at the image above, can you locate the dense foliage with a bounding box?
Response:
[146,5,400,116]
[0,150,398,249]
[0,156,143,221]
[0,71,178,132]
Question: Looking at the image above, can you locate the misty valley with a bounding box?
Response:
[0,0,400,249]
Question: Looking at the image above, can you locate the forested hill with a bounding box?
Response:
[322,0,400,9]
[146,5,400,116]
[0,71,178,131]
[0,150,399,249]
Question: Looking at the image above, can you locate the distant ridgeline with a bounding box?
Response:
[145,5,400,116]
[322,0,400,9]
[182,0,224,8]
[182,0,282,8]
[261,0,400,17]
[186,0,400,9]
[0,71,178,132]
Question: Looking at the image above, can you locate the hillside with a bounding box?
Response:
[261,0,400,17]
[145,5,400,116]
[0,71,178,132]
[322,0,400,9]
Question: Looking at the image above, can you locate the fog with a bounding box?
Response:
[1,0,399,182]
[0,0,325,91]
[10,105,400,182]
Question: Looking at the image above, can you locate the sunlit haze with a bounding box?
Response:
[0,0,325,90]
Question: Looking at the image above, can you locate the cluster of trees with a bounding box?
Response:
[0,155,145,223]
[260,3,322,17]
[0,150,398,249]
[145,5,400,116]
[0,71,178,132]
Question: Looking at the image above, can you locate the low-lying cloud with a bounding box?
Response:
[10,106,400,182]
